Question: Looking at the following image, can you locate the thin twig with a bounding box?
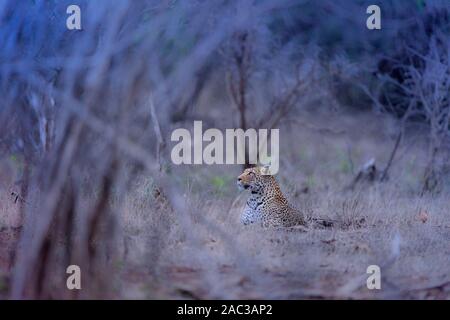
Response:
[149,94,165,172]
[380,130,402,181]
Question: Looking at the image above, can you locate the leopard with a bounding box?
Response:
[237,166,334,229]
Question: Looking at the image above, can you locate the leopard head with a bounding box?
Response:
[237,166,275,193]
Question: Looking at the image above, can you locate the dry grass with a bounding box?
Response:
[1,111,449,300]
[1,110,439,300]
